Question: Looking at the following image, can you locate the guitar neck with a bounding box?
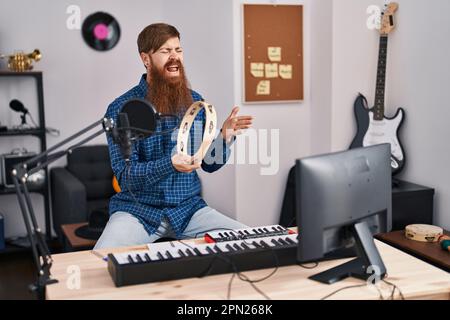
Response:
[374,35,388,120]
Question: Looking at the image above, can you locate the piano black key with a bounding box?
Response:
[241,242,250,250]
[252,241,261,248]
[136,254,143,262]
[244,230,251,235]
[271,226,278,232]
[127,255,134,263]
[144,253,151,261]
[214,245,223,253]
[206,246,215,254]
[263,227,270,233]
[252,228,260,234]
[233,243,242,251]
[285,237,295,245]
[260,240,270,248]
[278,238,288,245]
[277,226,285,231]
[185,249,194,256]
[257,228,264,233]
[218,232,224,238]
[157,252,164,260]
[238,230,245,236]
[193,248,203,256]
[226,244,235,252]
[178,249,186,257]
[271,239,281,246]
[165,250,173,259]
[224,232,230,237]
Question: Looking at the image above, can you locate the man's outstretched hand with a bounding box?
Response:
[221,106,253,143]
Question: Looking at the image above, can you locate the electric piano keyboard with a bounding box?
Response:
[204,224,295,243]
[108,233,298,287]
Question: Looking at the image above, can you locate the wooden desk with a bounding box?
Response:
[61,223,97,252]
[46,239,450,300]
[376,230,450,272]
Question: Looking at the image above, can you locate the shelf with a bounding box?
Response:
[0,71,42,77]
[0,70,52,246]
[0,185,44,195]
[0,128,45,137]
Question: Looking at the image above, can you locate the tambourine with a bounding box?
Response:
[176,101,217,163]
[405,224,443,243]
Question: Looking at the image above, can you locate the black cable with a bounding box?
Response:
[124,162,159,227]
[320,278,403,300]
[28,113,60,137]
[227,273,236,300]
[320,284,368,300]
[297,262,319,269]
[28,113,38,127]
[382,279,405,300]
[178,238,276,300]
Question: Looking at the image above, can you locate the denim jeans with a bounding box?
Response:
[94,206,247,249]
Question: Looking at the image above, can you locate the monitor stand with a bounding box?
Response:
[309,221,387,285]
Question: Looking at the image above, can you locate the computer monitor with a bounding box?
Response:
[295,144,392,284]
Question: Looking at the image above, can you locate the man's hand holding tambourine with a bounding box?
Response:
[171,153,200,173]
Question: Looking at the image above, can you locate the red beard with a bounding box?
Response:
[146,58,193,115]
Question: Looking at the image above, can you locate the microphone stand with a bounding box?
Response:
[11,117,115,300]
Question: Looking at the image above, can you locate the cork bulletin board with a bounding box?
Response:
[243,4,303,103]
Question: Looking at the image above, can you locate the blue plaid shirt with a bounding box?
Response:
[105,74,232,238]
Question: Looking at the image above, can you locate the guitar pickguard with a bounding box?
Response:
[362,109,404,161]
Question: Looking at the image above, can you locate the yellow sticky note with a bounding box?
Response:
[265,63,278,78]
[250,62,264,77]
[268,47,281,62]
[279,64,293,79]
[256,80,270,95]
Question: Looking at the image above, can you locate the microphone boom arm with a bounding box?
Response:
[11,117,114,300]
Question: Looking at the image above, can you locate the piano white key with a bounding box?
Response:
[112,253,129,265]
[194,244,213,255]
[147,250,163,261]
[165,248,182,259]
[113,250,149,264]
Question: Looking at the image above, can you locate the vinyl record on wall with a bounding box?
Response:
[82,12,121,51]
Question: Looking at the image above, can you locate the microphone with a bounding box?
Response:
[10,99,29,126]
[10,99,29,114]
[117,113,132,162]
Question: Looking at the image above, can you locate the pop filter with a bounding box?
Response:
[118,99,179,138]
[111,99,179,161]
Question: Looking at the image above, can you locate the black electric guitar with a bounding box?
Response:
[350,2,405,175]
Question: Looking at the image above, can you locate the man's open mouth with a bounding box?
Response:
[166,65,180,73]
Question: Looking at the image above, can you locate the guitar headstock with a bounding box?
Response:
[380,2,398,35]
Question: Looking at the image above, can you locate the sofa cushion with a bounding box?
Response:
[67,145,114,200]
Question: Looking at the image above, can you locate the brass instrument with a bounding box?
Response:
[0,49,41,72]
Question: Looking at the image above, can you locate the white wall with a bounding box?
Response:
[310,0,332,155]
[329,0,450,229]
[232,0,312,227]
